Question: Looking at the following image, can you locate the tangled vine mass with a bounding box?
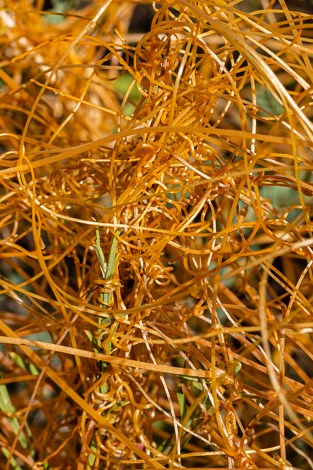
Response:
[0,1,313,469]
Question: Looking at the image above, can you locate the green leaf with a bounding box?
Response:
[0,382,30,449]
[84,330,94,343]
[94,226,107,279]
[177,389,186,418]
[10,352,39,376]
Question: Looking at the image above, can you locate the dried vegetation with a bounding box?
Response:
[0,0,313,468]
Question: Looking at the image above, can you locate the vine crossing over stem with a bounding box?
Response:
[0,336,226,380]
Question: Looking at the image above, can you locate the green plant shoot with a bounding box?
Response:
[94,226,119,320]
